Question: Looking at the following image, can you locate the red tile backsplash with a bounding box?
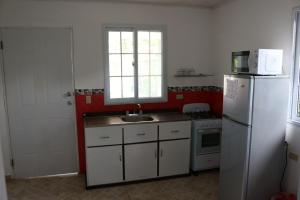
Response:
[75,90,223,173]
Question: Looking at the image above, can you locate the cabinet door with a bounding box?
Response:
[159,139,190,177]
[125,143,157,181]
[86,146,123,186]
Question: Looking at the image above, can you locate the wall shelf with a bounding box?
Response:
[174,74,214,77]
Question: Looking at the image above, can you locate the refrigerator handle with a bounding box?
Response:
[223,115,251,127]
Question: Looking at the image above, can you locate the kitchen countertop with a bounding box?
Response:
[84,112,191,128]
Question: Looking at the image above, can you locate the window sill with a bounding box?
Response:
[287,119,300,127]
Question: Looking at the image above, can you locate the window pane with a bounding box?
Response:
[150,76,162,97]
[150,32,162,53]
[121,32,134,53]
[138,31,150,53]
[109,32,121,53]
[106,28,165,103]
[109,54,121,76]
[150,54,162,75]
[110,77,122,99]
[138,76,150,98]
[122,77,134,98]
[138,54,150,76]
[122,54,134,76]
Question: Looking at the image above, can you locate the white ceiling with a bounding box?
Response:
[105,0,231,7]
[56,0,232,8]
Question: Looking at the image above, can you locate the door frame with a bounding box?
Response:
[0,26,79,178]
[0,28,13,177]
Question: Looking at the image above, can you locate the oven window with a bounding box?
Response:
[202,133,220,148]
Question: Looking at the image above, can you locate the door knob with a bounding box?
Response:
[63,92,72,97]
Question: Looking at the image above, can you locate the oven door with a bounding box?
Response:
[195,128,221,155]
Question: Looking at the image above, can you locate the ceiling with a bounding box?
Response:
[56,0,232,8]
[106,0,231,7]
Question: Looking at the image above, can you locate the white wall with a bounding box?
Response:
[286,123,300,195]
[0,0,214,89]
[213,0,300,195]
[0,0,214,175]
[212,0,299,86]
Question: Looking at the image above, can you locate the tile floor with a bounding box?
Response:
[6,170,219,200]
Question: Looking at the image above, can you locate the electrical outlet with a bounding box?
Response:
[85,96,92,104]
[176,94,184,100]
[289,152,298,162]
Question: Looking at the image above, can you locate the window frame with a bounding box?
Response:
[291,7,300,123]
[103,24,168,105]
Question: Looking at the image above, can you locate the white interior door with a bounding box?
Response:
[219,117,251,200]
[0,137,7,200]
[2,28,77,178]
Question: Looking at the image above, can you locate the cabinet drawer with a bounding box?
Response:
[85,126,122,147]
[192,153,220,171]
[159,121,191,140]
[124,124,157,144]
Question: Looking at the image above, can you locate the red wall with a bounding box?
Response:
[75,91,223,173]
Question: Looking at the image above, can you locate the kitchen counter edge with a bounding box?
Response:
[84,112,191,128]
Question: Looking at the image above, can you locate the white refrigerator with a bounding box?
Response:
[219,75,289,200]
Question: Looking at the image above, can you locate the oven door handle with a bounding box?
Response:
[197,129,221,134]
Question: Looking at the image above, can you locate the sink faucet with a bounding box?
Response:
[126,104,143,116]
[136,104,143,115]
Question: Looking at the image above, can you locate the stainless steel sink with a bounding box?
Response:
[121,114,154,122]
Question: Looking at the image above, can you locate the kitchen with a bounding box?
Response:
[0,0,300,199]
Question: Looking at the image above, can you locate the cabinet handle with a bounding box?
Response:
[137,133,146,136]
[119,154,122,162]
[160,149,163,157]
[171,130,179,133]
[100,136,110,139]
[155,149,157,158]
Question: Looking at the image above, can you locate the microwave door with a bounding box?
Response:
[232,51,250,73]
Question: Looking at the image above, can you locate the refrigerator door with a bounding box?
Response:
[246,76,289,200]
[223,75,254,125]
[219,117,251,200]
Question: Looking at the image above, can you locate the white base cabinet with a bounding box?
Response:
[125,143,157,181]
[159,139,190,177]
[85,120,191,187]
[86,146,123,186]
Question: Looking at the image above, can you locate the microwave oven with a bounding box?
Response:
[232,49,283,75]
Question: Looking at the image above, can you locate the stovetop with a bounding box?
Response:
[185,112,218,120]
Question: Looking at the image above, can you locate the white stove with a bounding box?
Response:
[183,103,222,172]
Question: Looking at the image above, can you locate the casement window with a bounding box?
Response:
[104,25,167,104]
[291,8,300,122]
